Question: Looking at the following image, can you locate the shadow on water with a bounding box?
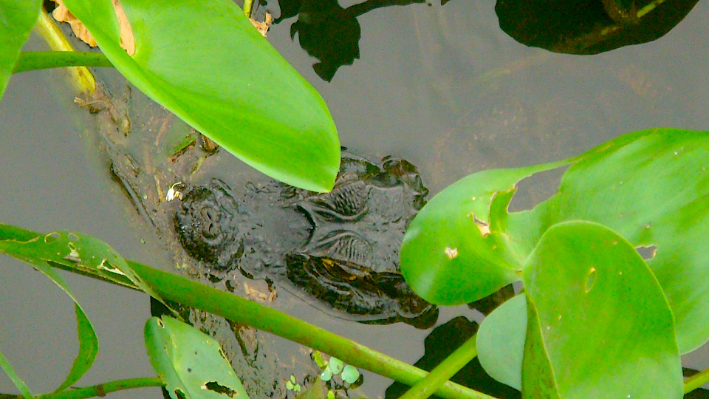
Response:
[269,0,429,81]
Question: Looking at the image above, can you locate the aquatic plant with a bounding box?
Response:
[0,0,340,192]
[2,0,709,399]
[400,127,709,398]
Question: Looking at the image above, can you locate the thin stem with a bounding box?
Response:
[13,52,113,74]
[125,261,495,399]
[0,378,162,399]
[399,334,480,399]
[684,367,709,394]
[33,7,96,94]
[243,0,254,17]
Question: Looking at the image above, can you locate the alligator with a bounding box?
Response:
[173,152,438,328]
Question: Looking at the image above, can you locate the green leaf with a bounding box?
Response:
[521,128,709,353]
[60,0,340,191]
[476,294,526,390]
[328,357,344,375]
[145,316,249,399]
[0,348,33,399]
[521,221,682,399]
[0,228,99,393]
[401,164,567,305]
[321,368,333,382]
[0,0,41,100]
[341,365,359,384]
[0,226,167,306]
[402,128,709,352]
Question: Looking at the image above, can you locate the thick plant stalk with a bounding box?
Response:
[398,334,480,399]
[125,260,495,399]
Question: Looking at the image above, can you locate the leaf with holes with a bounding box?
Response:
[0,225,98,393]
[0,0,41,100]
[145,316,249,399]
[0,224,166,305]
[521,221,682,399]
[59,0,340,191]
[401,128,709,354]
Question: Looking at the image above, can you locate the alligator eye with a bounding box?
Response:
[200,206,220,238]
[309,181,369,223]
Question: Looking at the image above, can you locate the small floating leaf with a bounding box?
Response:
[328,357,344,375]
[340,365,359,384]
[321,368,333,382]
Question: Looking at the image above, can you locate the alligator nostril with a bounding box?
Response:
[200,207,220,238]
[201,207,218,222]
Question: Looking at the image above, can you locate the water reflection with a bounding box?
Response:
[271,0,429,81]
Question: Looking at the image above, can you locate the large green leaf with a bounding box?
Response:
[521,221,681,399]
[400,165,565,305]
[60,0,340,192]
[0,0,41,100]
[520,129,709,353]
[401,128,709,353]
[145,316,250,399]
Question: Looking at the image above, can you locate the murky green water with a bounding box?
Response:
[2,1,709,398]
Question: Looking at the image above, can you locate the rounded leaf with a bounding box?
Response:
[341,365,360,384]
[477,294,526,390]
[522,222,682,399]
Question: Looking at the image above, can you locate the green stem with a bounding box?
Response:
[243,0,254,17]
[399,334,481,399]
[0,378,162,399]
[0,223,493,399]
[125,261,494,399]
[684,367,709,394]
[13,52,113,74]
[33,7,96,94]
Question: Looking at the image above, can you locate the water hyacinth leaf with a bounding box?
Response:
[518,128,709,353]
[401,164,566,305]
[522,221,681,399]
[0,0,41,100]
[59,0,340,192]
[145,317,249,399]
[0,227,99,392]
[403,128,709,352]
[476,294,526,390]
